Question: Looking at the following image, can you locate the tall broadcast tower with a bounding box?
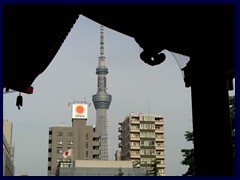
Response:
[92,25,112,160]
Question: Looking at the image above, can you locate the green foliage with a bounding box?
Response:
[147,159,159,176]
[181,148,195,176]
[184,131,194,142]
[115,167,124,176]
[181,95,235,176]
[181,131,195,176]
[151,159,159,176]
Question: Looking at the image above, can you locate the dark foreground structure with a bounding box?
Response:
[3,4,235,175]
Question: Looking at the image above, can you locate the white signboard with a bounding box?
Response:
[72,103,88,119]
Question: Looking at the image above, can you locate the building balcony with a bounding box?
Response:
[93,156,100,160]
[159,173,166,176]
[155,129,164,133]
[156,155,165,159]
[131,120,140,124]
[155,137,165,142]
[118,143,122,148]
[156,146,165,150]
[155,121,164,125]
[130,146,140,150]
[118,127,122,132]
[130,129,140,133]
[130,136,140,141]
[93,132,100,139]
[157,164,166,168]
[118,135,122,140]
[131,154,140,158]
[93,149,100,155]
[93,141,100,147]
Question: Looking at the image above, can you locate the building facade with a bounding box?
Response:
[92,25,112,160]
[57,160,147,176]
[118,113,166,176]
[3,119,15,176]
[47,103,100,176]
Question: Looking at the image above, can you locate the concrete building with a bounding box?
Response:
[92,25,112,160]
[3,119,15,176]
[114,150,121,161]
[57,160,147,176]
[47,103,100,176]
[118,113,166,176]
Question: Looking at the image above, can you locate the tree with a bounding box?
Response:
[146,159,159,176]
[181,95,235,176]
[181,131,195,176]
[115,167,124,176]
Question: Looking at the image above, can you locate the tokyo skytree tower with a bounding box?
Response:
[92,25,112,160]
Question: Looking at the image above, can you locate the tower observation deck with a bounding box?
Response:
[92,25,112,160]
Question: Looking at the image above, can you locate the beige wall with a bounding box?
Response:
[74,160,133,168]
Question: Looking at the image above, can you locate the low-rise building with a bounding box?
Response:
[57,160,147,176]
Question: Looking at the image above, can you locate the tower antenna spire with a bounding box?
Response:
[100,25,104,57]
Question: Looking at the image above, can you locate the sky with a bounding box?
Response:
[3,15,235,176]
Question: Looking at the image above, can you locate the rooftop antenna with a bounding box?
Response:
[68,98,91,107]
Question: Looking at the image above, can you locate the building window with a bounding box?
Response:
[48,166,51,171]
[57,132,63,136]
[60,162,72,167]
[140,123,155,130]
[57,149,63,154]
[159,168,165,173]
[160,160,164,164]
[140,132,155,138]
[157,151,164,155]
[141,115,155,122]
[48,157,51,161]
[131,150,139,155]
[49,140,52,144]
[57,158,62,163]
[131,125,139,129]
[57,141,63,145]
[86,142,88,149]
[141,158,155,165]
[131,133,139,137]
[140,140,155,147]
[131,141,140,146]
[156,142,160,147]
[68,132,73,137]
[140,149,156,155]
[156,134,164,139]
[67,141,73,145]
[86,150,88,157]
[48,148,52,153]
[86,133,88,140]
[49,131,52,135]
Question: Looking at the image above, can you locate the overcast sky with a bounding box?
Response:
[3,15,235,176]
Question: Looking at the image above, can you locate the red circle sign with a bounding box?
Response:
[76,105,84,114]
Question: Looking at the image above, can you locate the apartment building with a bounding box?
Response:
[118,113,166,176]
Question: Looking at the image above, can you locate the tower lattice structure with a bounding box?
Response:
[92,25,112,160]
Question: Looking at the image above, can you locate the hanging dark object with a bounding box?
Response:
[140,49,166,66]
[16,92,23,110]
